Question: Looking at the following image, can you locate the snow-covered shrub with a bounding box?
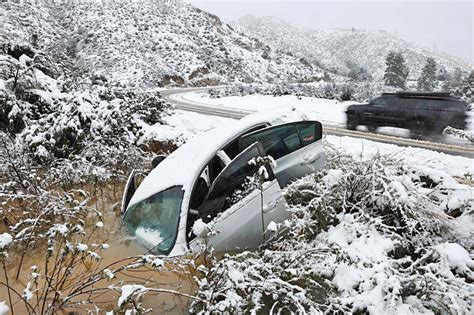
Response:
[208,81,396,102]
[443,126,474,143]
[1,52,170,161]
[339,84,354,101]
[0,130,193,313]
[190,149,473,314]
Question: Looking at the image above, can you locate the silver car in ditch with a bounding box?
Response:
[121,112,326,256]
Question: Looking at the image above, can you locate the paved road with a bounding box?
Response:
[161,88,474,158]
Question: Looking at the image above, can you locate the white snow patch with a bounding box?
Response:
[192,219,209,238]
[0,301,9,315]
[228,266,244,284]
[50,224,69,236]
[186,91,474,141]
[266,221,278,232]
[76,243,88,252]
[134,227,164,248]
[118,284,147,307]
[434,243,474,270]
[323,169,344,188]
[0,233,13,249]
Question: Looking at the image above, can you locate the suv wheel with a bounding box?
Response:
[346,115,358,130]
[367,125,377,132]
[409,120,429,139]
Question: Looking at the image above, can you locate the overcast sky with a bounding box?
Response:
[187,0,473,64]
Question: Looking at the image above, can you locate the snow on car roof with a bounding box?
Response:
[128,108,309,207]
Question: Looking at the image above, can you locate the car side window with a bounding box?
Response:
[238,124,300,159]
[297,121,322,146]
[223,124,268,160]
[372,97,387,106]
[238,121,322,159]
[197,143,272,223]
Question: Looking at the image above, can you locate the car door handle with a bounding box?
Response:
[300,154,322,166]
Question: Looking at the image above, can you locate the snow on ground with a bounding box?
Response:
[0,302,9,315]
[325,135,474,178]
[325,135,474,237]
[181,91,350,127]
[140,110,234,144]
[180,91,474,139]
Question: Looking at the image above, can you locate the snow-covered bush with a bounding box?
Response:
[443,126,474,143]
[1,53,169,161]
[190,149,473,314]
[0,130,194,313]
[208,81,396,102]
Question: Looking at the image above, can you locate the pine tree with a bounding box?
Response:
[445,67,465,95]
[417,57,438,91]
[437,65,448,81]
[451,67,464,86]
[384,52,409,89]
[461,70,473,102]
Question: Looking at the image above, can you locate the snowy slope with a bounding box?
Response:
[1,1,324,88]
[237,16,471,81]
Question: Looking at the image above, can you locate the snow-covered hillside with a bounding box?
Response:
[237,15,471,81]
[1,1,324,88]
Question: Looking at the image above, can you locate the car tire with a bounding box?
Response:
[433,124,447,135]
[409,120,429,139]
[346,115,358,130]
[367,125,377,132]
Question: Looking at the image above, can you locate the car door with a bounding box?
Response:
[366,97,388,125]
[237,121,325,187]
[379,97,402,127]
[188,142,285,253]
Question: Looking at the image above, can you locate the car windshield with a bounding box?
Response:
[123,186,184,255]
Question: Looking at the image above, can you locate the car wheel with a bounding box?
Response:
[409,120,429,139]
[346,115,358,130]
[367,125,377,132]
[434,125,447,135]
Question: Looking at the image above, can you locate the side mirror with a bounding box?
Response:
[151,155,167,169]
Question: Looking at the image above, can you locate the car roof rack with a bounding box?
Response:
[382,91,460,100]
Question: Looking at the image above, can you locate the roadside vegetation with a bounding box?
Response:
[190,148,473,314]
[2,136,472,313]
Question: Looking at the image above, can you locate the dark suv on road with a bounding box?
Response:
[345,92,467,138]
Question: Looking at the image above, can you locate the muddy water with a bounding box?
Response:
[0,184,197,314]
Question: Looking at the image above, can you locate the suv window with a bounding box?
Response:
[371,97,393,106]
[198,143,272,223]
[238,121,322,160]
